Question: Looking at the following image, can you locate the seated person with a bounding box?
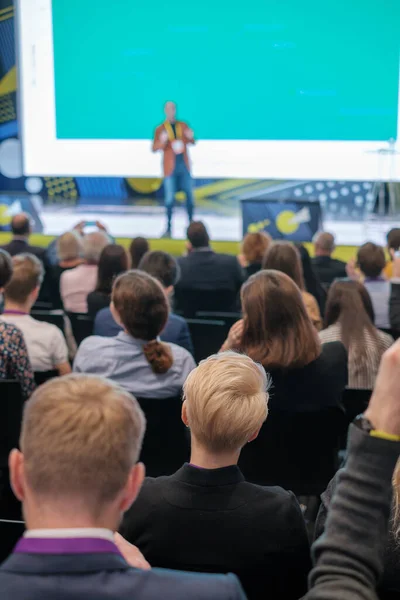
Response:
[357,242,390,329]
[74,270,195,398]
[174,222,244,315]
[60,230,110,313]
[0,250,35,399]
[320,280,393,389]
[222,270,348,413]
[129,237,149,268]
[50,231,84,308]
[121,352,311,600]
[239,232,271,279]
[0,374,245,599]
[384,227,400,279]
[1,254,70,375]
[312,231,347,288]
[262,241,322,330]
[94,252,194,355]
[87,244,129,317]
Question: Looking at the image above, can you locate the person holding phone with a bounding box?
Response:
[152,102,195,238]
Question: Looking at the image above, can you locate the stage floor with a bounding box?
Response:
[40,204,398,246]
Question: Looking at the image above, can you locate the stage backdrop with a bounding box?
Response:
[0,0,386,228]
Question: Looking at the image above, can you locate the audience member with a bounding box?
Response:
[0,213,47,264]
[222,270,347,412]
[0,250,35,398]
[60,231,110,313]
[0,213,52,304]
[320,280,393,389]
[384,227,400,279]
[87,244,129,317]
[312,231,347,287]
[262,241,322,330]
[239,232,272,279]
[174,221,244,315]
[1,254,70,375]
[357,242,390,329]
[50,231,84,308]
[94,252,194,355]
[390,253,400,330]
[74,271,195,397]
[308,340,400,599]
[0,374,245,599]
[129,237,150,269]
[121,352,311,600]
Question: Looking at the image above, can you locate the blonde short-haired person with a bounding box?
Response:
[1,254,70,375]
[121,352,311,600]
[0,374,245,599]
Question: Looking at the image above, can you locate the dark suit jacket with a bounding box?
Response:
[0,538,244,599]
[0,238,53,304]
[121,464,311,600]
[93,307,194,355]
[175,249,244,314]
[311,255,347,287]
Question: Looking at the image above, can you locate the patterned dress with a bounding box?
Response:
[0,322,35,399]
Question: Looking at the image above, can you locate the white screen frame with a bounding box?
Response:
[16,0,400,181]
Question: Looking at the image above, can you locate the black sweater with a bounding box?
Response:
[121,463,311,600]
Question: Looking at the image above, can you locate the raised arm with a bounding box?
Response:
[307,341,400,600]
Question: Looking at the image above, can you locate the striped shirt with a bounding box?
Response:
[319,323,393,389]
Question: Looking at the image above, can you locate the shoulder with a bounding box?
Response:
[319,325,340,343]
[76,335,111,356]
[320,340,347,363]
[131,568,244,599]
[95,307,113,322]
[168,313,187,328]
[377,329,394,348]
[0,321,24,344]
[168,341,195,363]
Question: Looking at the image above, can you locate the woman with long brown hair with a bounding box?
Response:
[320,280,393,389]
[262,241,322,330]
[239,231,272,279]
[74,270,195,398]
[222,270,347,412]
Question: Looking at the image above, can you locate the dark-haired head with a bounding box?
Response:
[239,269,321,369]
[138,250,180,289]
[111,271,172,374]
[129,237,149,269]
[95,245,129,295]
[11,213,31,236]
[187,221,210,249]
[357,242,386,278]
[0,249,13,289]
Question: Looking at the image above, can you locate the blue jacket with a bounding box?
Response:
[0,538,245,600]
[94,307,194,356]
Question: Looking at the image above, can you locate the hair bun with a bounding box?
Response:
[143,340,174,374]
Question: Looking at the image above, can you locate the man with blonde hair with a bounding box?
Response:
[121,352,311,599]
[1,254,70,374]
[0,374,245,599]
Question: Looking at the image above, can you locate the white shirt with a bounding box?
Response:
[0,314,69,371]
[24,528,114,541]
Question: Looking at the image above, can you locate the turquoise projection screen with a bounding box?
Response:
[51,0,400,141]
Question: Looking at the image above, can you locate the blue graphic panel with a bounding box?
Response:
[0,17,15,74]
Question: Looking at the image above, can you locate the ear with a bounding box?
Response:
[186,242,192,253]
[9,449,26,502]
[165,285,174,297]
[181,400,189,427]
[110,301,123,327]
[247,428,261,444]
[119,462,145,513]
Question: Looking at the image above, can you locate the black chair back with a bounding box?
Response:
[174,288,238,318]
[186,318,227,362]
[239,407,344,496]
[195,311,242,330]
[31,310,64,333]
[136,395,189,477]
[34,371,59,386]
[0,381,23,468]
[339,388,372,449]
[67,312,94,345]
[0,519,25,563]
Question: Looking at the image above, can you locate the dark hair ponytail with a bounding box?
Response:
[143,340,173,374]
